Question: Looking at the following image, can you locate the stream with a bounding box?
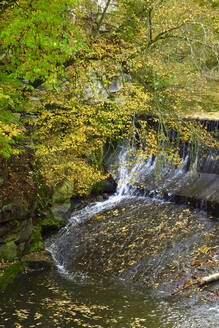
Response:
[0,145,218,327]
[0,266,218,328]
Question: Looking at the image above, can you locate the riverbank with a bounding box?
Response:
[0,250,53,291]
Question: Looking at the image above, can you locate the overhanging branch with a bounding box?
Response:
[95,0,112,37]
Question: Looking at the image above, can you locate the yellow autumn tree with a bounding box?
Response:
[1,0,218,196]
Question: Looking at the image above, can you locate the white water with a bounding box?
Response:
[47,146,136,274]
[47,145,191,275]
[46,143,219,324]
[48,142,219,277]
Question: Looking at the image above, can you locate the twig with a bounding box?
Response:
[171,272,219,296]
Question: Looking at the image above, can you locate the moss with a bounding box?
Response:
[41,215,64,236]
[12,219,21,228]
[0,241,17,261]
[0,263,24,291]
[28,227,43,253]
[28,240,43,253]
[91,180,105,195]
[6,233,19,243]
[0,177,4,186]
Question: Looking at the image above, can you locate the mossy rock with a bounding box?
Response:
[19,219,33,243]
[0,263,24,291]
[0,241,17,261]
[28,240,43,253]
[28,227,43,253]
[52,182,75,204]
[0,202,28,224]
[0,177,4,186]
[41,215,65,236]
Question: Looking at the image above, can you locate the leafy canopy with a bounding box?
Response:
[0,0,83,156]
[1,0,219,195]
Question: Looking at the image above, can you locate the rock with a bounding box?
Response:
[0,263,24,291]
[22,250,53,271]
[0,153,39,260]
[0,202,28,224]
[0,241,17,260]
[17,242,26,254]
[96,195,104,201]
[51,203,71,222]
[91,174,117,196]
[25,260,52,271]
[70,198,84,211]
[0,223,11,243]
[0,177,4,186]
[102,175,117,194]
[108,77,123,93]
[52,182,74,203]
[19,219,33,243]
[51,198,219,302]
[28,227,43,252]
[0,219,33,259]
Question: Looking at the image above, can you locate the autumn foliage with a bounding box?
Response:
[0,0,218,196]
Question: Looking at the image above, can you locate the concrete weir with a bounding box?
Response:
[110,116,219,217]
[170,118,219,215]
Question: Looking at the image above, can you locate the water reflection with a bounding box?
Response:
[0,268,218,328]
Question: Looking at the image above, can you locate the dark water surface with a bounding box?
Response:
[0,267,218,328]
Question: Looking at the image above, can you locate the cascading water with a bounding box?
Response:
[47,145,144,274]
[1,139,218,328]
[47,142,219,277]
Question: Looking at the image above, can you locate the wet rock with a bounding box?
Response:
[70,197,85,211]
[22,251,53,271]
[92,174,117,196]
[102,175,117,194]
[96,195,104,201]
[25,260,52,271]
[51,203,71,222]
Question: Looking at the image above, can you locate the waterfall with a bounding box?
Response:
[114,144,191,199]
[47,141,219,276]
[47,145,157,275]
[115,146,157,197]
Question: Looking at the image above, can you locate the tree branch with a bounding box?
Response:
[171,272,219,296]
[150,34,218,53]
[95,0,112,37]
[148,8,153,44]
[147,23,185,48]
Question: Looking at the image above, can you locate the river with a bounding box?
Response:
[0,145,218,327]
